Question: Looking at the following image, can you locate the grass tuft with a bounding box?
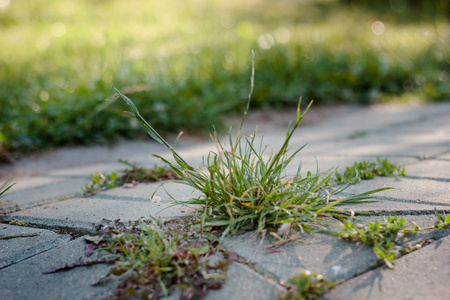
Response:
[90,218,227,299]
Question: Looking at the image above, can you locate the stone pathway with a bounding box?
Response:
[1,102,450,299]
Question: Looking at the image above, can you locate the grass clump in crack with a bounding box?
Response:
[115,52,387,237]
[89,218,227,299]
[279,270,335,300]
[338,216,418,269]
[334,158,406,184]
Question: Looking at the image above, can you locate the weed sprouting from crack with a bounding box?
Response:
[82,161,179,196]
[82,170,120,196]
[336,210,450,269]
[115,51,388,238]
[337,216,417,269]
[86,218,228,299]
[117,159,179,185]
[279,270,335,300]
[434,209,450,229]
[334,158,406,185]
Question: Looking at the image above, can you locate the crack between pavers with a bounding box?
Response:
[0,216,99,235]
[404,175,450,183]
[0,239,73,271]
[0,194,80,215]
[227,255,288,293]
[91,193,175,203]
[355,209,450,216]
[340,193,450,207]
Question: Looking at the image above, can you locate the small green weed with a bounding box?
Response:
[82,162,179,196]
[0,178,15,207]
[117,159,179,185]
[8,219,28,227]
[334,158,406,184]
[338,216,417,269]
[89,218,227,299]
[82,170,120,196]
[434,209,450,229]
[279,270,335,300]
[116,54,387,237]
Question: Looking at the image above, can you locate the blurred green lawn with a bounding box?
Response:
[0,0,449,159]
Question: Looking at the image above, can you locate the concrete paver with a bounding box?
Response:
[224,231,378,283]
[0,224,71,269]
[4,197,197,230]
[0,237,119,300]
[3,177,87,209]
[342,176,450,210]
[205,262,287,300]
[96,181,201,202]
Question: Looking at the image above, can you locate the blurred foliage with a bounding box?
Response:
[0,0,448,158]
[342,0,450,18]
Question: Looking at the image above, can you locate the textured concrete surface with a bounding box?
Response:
[0,224,71,269]
[0,102,449,299]
[0,237,119,300]
[205,262,287,300]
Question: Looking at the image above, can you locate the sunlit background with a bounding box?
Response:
[0,0,449,160]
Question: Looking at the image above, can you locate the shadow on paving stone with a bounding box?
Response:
[0,236,119,300]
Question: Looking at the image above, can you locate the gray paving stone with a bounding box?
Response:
[96,181,201,202]
[0,141,168,178]
[205,262,287,300]
[4,177,87,209]
[224,231,378,283]
[5,176,66,192]
[323,234,450,300]
[5,197,197,227]
[47,162,127,178]
[285,104,450,160]
[322,130,450,159]
[0,237,119,300]
[342,176,450,208]
[404,157,450,181]
[0,224,71,269]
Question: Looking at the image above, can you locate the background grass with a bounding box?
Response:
[0,0,449,158]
